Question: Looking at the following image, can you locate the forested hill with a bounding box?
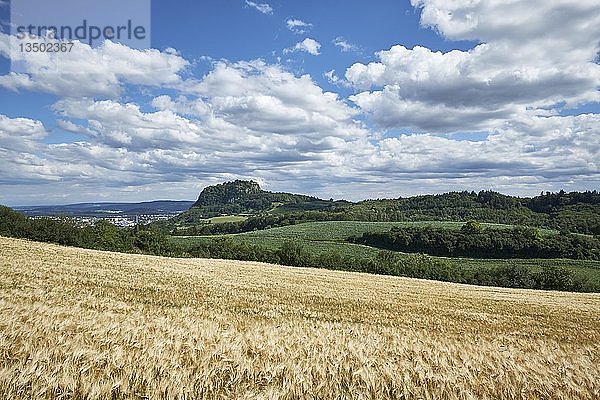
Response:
[175,180,344,223]
[168,181,600,235]
[192,180,317,211]
[344,190,600,234]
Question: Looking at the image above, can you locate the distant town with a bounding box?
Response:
[27,213,174,227]
[15,201,194,228]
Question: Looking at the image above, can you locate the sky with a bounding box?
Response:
[0,0,599,205]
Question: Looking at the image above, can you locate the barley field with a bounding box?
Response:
[1,236,599,399]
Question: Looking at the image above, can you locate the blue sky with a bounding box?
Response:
[0,0,599,205]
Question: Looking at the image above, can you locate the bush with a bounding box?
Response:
[533,266,574,291]
[276,241,312,268]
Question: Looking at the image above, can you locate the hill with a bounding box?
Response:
[3,204,598,292]
[176,179,324,221]
[192,179,322,212]
[1,236,599,399]
[168,180,600,235]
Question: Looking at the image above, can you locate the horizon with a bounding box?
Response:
[5,181,590,208]
[1,1,599,205]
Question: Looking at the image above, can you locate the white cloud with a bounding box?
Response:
[286,19,313,34]
[373,114,599,181]
[284,38,321,56]
[0,114,48,153]
[0,114,47,139]
[0,60,370,198]
[411,0,600,47]
[0,29,329,175]
[333,37,359,53]
[346,1,600,133]
[0,33,189,97]
[1,3,599,204]
[52,98,221,151]
[324,70,340,85]
[56,119,94,136]
[151,95,212,118]
[0,115,80,186]
[245,0,273,15]
[186,60,360,131]
[2,95,599,203]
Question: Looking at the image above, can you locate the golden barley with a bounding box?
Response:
[0,236,599,399]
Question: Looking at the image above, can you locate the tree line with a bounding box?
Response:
[178,238,597,292]
[0,206,173,255]
[170,188,600,235]
[1,206,598,292]
[349,221,600,260]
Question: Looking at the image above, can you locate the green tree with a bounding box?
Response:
[276,241,312,268]
[461,220,483,234]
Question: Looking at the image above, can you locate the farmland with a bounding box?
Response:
[170,220,510,257]
[170,221,417,257]
[238,220,558,240]
[170,221,600,285]
[171,220,558,251]
[207,215,248,224]
[1,236,599,399]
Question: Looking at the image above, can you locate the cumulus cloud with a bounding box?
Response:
[187,61,358,124]
[245,0,273,15]
[284,38,321,56]
[0,114,48,152]
[0,33,189,97]
[1,1,599,204]
[347,1,600,133]
[0,114,47,139]
[376,114,599,180]
[411,0,600,47]
[0,114,76,186]
[0,59,372,200]
[2,96,599,203]
[52,99,215,151]
[286,19,313,34]
[151,95,212,118]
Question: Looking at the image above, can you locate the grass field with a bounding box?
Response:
[208,215,249,224]
[1,236,599,399]
[240,220,533,241]
[169,221,396,258]
[172,220,559,251]
[170,220,510,258]
[170,221,600,283]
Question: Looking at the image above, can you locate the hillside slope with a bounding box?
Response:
[1,236,599,399]
[168,180,600,235]
[184,179,321,217]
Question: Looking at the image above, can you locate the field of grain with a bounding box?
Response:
[1,236,599,399]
